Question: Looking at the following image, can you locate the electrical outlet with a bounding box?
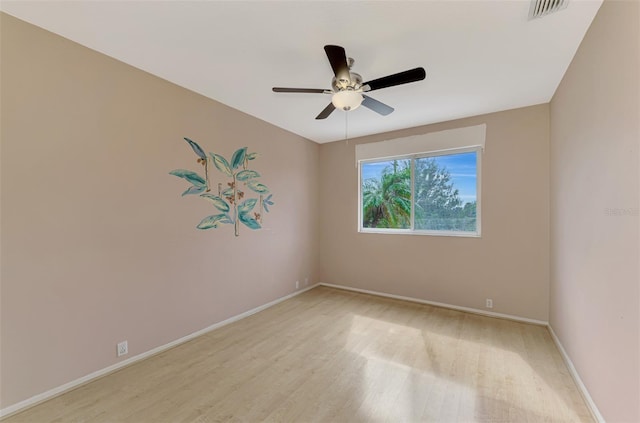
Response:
[117,341,128,357]
[295,280,299,289]
[304,277,309,286]
[486,299,493,309]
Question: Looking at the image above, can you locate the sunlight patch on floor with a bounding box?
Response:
[346,314,583,422]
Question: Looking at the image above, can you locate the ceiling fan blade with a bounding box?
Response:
[273,87,328,94]
[362,67,426,92]
[361,95,394,116]
[324,45,351,83]
[315,103,336,120]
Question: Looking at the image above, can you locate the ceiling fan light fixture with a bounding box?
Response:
[331,90,363,111]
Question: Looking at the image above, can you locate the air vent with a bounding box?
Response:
[529,0,569,19]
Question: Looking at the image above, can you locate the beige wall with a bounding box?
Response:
[0,13,319,408]
[319,104,550,321]
[549,0,640,421]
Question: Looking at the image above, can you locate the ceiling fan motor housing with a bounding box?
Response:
[332,71,363,92]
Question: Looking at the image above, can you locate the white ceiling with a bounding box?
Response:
[1,1,602,143]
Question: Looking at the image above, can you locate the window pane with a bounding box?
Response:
[413,152,477,232]
[361,159,411,229]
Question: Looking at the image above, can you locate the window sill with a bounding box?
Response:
[358,228,481,238]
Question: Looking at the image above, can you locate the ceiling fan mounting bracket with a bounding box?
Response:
[347,57,355,69]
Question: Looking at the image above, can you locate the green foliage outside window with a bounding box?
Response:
[362,159,411,229]
[361,151,478,233]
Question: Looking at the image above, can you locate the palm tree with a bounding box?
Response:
[362,160,411,228]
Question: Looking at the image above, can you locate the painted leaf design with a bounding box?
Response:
[238,212,261,230]
[236,170,260,181]
[262,194,274,212]
[231,147,247,170]
[200,194,230,212]
[196,214,229,230]
[210,153,232,177]
[237,198,257,214]
[246,152,258,160]
[182,185,205,196]
[247,180,269,194]
[169,169,206,187]
[183,137,206,159]
[222,188,234,197]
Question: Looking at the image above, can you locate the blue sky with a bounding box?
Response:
[361,152,477,204]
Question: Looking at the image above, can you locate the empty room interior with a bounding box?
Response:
[1,0,638,422]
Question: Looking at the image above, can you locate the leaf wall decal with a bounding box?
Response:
[197,214,228,229]
[231,147,247,170]
[262,194,274,212]
[200,194,231,212]
[247,180,269,194]
[238,198,257,214]
[236,170,260,181]
[182,185,205,196]
[210,153,232,177]
[184,137,206,159]
[238,213,261,230]
[169,169,206,187]
[173,137,273,236]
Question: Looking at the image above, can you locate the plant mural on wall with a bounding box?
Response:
[170,137,274,237]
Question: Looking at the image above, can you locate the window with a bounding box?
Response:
[362,158,412,229]
[360,148,480,235]
[359,146,481,237]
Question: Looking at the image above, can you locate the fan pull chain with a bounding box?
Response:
[345,112,349,146]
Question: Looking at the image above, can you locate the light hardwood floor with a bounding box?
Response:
[4,286,593,422]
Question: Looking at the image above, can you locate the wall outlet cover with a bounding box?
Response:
[117,341,128,357]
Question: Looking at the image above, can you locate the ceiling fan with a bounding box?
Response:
[272,45,426,120]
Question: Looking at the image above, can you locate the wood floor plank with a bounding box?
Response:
[4,286,593,422]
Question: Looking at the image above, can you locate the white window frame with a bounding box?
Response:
[356,125,486,238]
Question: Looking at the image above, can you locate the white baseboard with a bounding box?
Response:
[0,284,319,419]
[548,325,605,423]
[318,282,548,326]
